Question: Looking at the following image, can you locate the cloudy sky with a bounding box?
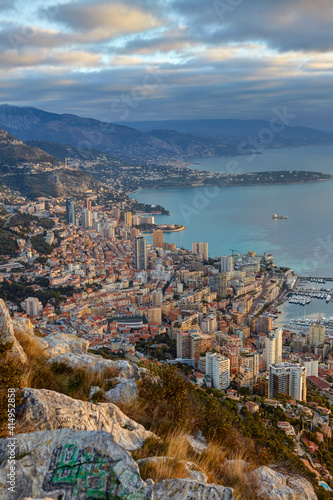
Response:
[0,0,333,129]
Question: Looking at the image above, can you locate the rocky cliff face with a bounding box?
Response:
[0,299,27,364]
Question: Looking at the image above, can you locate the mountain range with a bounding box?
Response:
[2,104,333,165]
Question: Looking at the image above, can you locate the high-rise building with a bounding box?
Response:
[209,273,229,298]
[66,199,76,225]
[152,290,163,306]
[309,324,325,346]
[130,228,141,242]
[153,229,163,248]
[269,362,306,401]
[206,352,230,390]
[124,211,132,227]
[299,354,319,377]
[192,242,209,260]
[81,209,93,228]
[256,315,273,334]
[83,198,92,210]
[265,329,282,368]
[134,236,147,270]
[24,297,43,316]
[147,306,162,326]
[220,255,234,273]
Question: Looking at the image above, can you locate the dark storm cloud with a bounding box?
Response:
[172,0,333,52]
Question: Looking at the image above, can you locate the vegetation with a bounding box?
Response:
[117,362,318,499]
[0,341,23,437]
[0,279,75,308]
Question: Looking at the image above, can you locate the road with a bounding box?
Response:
[249,274,271,315]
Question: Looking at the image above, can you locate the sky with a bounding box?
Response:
[0,0,333,130]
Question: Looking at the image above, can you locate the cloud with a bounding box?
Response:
[40,0,163,41]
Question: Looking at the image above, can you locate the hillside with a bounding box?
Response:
[0,129,62,172]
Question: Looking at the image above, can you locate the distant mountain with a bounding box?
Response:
[0,105,240,163]
[118,118,333,146]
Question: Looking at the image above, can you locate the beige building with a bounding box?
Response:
[147,306,162,326]
[153,229,163,248]
[309,324,325,346]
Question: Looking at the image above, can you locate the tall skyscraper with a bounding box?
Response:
[309,324,325,346]
[269,362,306,401]
[66,199,76,225]
[192,242,209,260]
[209,272,229,298]
[134,235,147,270]
[83,198,92,210]
[153,229,163,248]
[124,211,132,227]
[206,352,230,390]
[81,209,93,228]
[220,255,234,273]
[265,329,282,368]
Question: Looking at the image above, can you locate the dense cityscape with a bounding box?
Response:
[1,191,333,497]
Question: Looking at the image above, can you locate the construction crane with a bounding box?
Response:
[229,249,241,256]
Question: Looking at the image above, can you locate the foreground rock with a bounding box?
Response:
[105,377,139,403]
[147,478,234,499]
[253,466,317,500]
[184,432,208,455]
[0,299,27,363]
[39,332,89,357]
[16,388,156,451]
[48,352,136,378]
[12,317,35,337]
[0,429,235,500]
[0,429,146,500]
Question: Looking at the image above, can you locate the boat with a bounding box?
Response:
[272,214,288,219]
[326,295,331,303]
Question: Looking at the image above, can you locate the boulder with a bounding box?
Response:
[48,352,136,378]
[137,457,208,483]
[105,377,139,403]
[146,478,234,499]
[253,466,317,500]
[40,332,89,357]
[16,388,156,451]
[12,317,35,337]
[0,299,27,364]
[184,432,208,455]
[0,429,146,500]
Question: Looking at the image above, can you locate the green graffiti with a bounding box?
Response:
[45,444,119,499]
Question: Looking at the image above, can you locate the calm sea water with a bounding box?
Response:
[132,146,333,277]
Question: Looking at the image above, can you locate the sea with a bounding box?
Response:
[132,145,333,323]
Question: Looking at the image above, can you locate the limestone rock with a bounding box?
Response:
[48,352,136,378]
[16,388,156,451]
[40,332,89,357]
[89,385,101,401]
[0,429,146,500]
[12,317,35,337]
[253,466,317,500]
[105,377,139,403]
[184,432,208,455]
[146,478,234,499]
[0,299,27,363]
[137,457,208,483]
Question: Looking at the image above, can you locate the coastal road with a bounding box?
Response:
[249,274,271,315]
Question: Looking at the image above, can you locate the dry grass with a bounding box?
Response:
[132,429,261,500]
[139,458,189,482]
[15,331,118,401]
